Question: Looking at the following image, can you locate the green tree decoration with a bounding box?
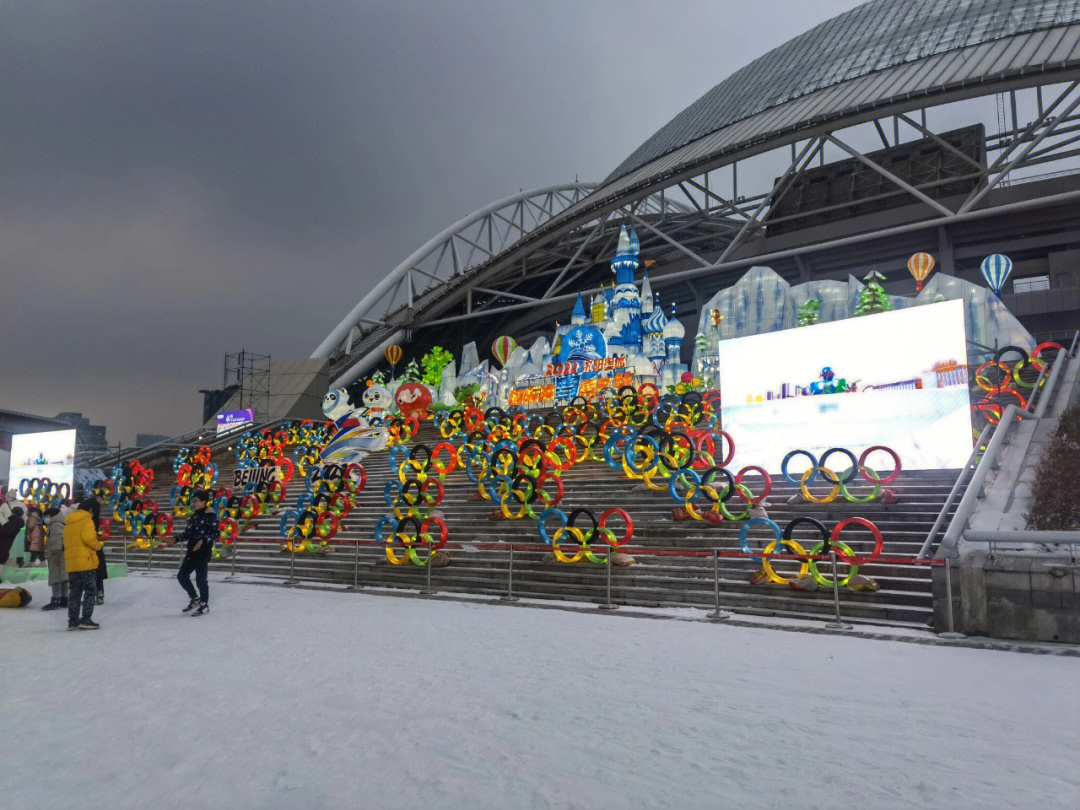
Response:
[421,346,453,387]
[402,358,422,382]
[854,270,893,316]
[369,370,387,386]
[797,299,821,327]
[453,383,480,406]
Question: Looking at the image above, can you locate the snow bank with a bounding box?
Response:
[2,575,1076,809]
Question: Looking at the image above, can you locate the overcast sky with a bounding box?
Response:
[1,0,866,445]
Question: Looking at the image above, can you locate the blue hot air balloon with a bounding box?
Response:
[980,254,1012,297]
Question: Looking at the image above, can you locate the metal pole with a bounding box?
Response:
[829,550,852,630]
[918,423,992,558]
[707,549,730,621]
[939,556,966,639]
[500,543,519,602]
[347,537,360,591]
[420,545,434,595]
[283,546,296,586]
[597,546,617,610]
[226,537,240,581]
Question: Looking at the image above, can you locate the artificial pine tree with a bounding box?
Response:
[854,270,893,316]
[402,358,422,382]
[421,347,453,387]
[797,299,821,327]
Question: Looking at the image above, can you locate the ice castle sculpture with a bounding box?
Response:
[509,225,686,390]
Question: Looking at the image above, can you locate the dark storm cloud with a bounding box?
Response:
[0,0,864,444]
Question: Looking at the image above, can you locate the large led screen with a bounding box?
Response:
[717,299,972,472]
[9,429,77,492]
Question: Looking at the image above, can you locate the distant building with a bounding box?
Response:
[0,408,107,485]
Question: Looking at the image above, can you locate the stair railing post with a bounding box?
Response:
[346,537,360,591]
[226,537,240,581]
[597,546,617,610]
[939,554,966,639]
[829,550,852,630]
[420,544,434,595]
[707,548,730,621]
[500,543,518,602]
[283,546,296,587]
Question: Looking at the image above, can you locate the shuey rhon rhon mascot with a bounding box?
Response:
[319,387,389,465]
[394,381,433,421]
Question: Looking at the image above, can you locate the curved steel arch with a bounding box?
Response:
[320,4,1080,390]
[312,183,596,360]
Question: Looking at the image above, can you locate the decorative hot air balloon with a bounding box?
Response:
[385,344,402,369]
[491,335,518,368]
[980,254,1012,297]
[907,252,935,292]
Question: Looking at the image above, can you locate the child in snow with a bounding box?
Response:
[26,507,45,566]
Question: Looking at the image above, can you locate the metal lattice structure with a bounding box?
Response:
[316,0,1080,388]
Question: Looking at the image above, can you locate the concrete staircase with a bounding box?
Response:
[106,419,961,629]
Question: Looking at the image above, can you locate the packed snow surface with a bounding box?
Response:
[3,574,1077,809]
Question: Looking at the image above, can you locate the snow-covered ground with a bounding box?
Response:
[3,574,1077,810]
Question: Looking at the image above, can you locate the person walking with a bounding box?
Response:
[25,507,45,566]
[42,505,71,610]
[163,489,216,616]
[63,499,102,630]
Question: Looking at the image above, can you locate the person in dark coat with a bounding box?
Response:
[162,489,217,616]
[88,494,106,604]
[0,506,26,569]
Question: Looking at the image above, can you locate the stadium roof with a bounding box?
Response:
[605,0,1080,187]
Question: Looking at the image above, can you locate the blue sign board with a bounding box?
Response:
[216,408,255,435]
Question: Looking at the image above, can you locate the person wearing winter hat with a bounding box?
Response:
[25,507,45,565]
[42,505,72,610]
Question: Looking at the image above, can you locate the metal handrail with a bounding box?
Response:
[82,417,295,469]
[934,404,1032,559]
[930,335,1077,559]
[918,422,992,558]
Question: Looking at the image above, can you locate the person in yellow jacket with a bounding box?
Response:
[63,499,102,630]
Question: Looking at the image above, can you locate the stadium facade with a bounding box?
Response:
[314,0,1080,395]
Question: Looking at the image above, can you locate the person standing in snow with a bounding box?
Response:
[91,490,108,605]
[63,499,103,630]
[0,506,26,571]
[162,489,216,616]
[42,505,71,610]
[0,487,19,524]
[25,507,45,565]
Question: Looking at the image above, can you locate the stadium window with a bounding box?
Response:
[1013,275,1050,294]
